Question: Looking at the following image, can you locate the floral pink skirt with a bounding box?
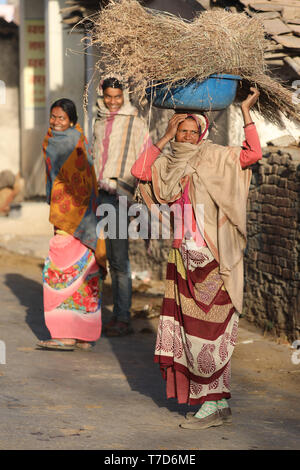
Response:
[43,234,102,341]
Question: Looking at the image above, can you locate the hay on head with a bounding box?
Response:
[88,0,300,125]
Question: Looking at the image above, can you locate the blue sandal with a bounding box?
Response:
[36,339,75,351]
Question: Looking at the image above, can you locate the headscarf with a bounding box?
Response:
[151,129,252,314]
[93,80,152,197]
[42,124,99,251]
[185,113,209,143]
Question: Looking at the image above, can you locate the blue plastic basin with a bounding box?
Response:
[146,74,241,111]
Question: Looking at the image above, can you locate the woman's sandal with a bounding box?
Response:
[36,339,75,351]
[185,407,232,424]
[75,341,92,351]
[180,410,223,430]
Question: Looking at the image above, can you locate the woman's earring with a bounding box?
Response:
[70,123,74,127]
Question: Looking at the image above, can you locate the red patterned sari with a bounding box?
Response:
[154,239,239,405]
[132,120,260,407]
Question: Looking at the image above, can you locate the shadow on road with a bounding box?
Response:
[4,271,191,416]
[5,273,50,341]
[101,282,192,417]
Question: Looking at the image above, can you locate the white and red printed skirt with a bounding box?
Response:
[154,240,239,405]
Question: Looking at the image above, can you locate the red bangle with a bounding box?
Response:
[244,122,254,128]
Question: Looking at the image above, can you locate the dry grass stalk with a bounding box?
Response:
[87,0,299,124]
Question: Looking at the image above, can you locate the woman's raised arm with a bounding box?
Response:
[239,87,262,168]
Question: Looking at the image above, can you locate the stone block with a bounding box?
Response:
[277,257,287,268]
[287,181,300,192]
[267,135,297,147]
[251,202,261,212]
[280,207,297,218]
[288,190,298,201]
[262,194,274,204]
[277,226,294,238]
[274,197,292,208]
[280,154,292,165]
[278,177,288,187]
[261,163,273,175]
[248,211,257,220]
[269,154,282,165]
[264,174,280,184]
[285,148,300,161]
[282,268,294,280]
[276,186,289,197]
[258,253,273,263]
[261,184,277,195]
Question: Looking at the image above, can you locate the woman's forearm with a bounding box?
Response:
[241,105,253,126]
[240,123,262,168]
[240,87,259,127]
[131,144,161,181]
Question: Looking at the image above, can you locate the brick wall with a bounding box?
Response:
[244,146,300,341]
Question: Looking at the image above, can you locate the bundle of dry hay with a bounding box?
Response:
[88,0,299,125]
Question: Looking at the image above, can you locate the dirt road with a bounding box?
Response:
[0,248,299,450]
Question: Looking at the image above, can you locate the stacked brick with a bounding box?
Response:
[244,146,300,341]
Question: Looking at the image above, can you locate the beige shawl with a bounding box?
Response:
[151,140,252,314]
[93,88,151,194]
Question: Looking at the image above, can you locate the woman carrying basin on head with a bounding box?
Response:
[131,88,262,429]
[37,98,106,352]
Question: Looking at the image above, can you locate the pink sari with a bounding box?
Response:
[43,234,102,341]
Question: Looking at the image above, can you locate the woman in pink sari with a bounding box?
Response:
[37,99,106,351]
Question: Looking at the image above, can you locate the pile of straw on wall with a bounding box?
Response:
[89,0,299,124]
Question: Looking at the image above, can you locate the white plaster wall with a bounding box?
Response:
[0,27,20,174]
[0,88,20,173]
[19,0,46,196]
[46,0,85,131]
[19,0,86,197]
